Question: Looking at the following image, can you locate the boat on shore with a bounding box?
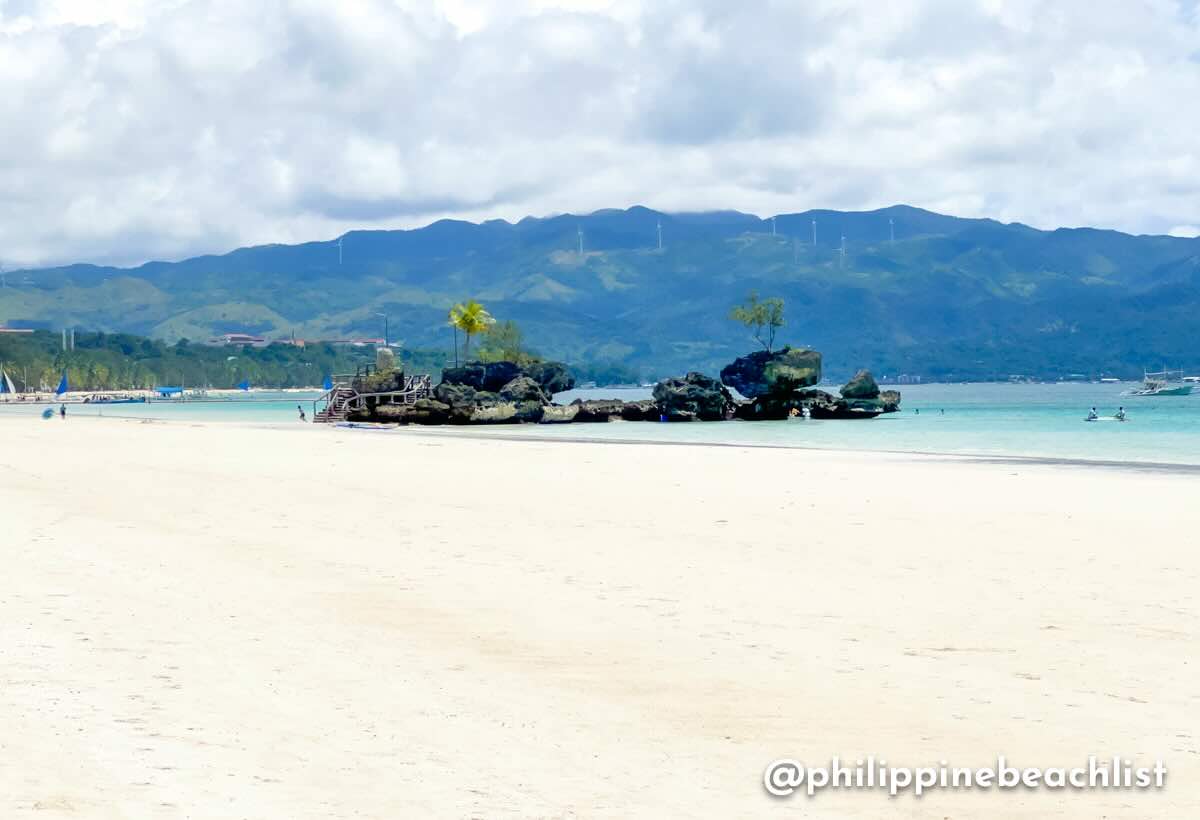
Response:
[83,394,147,405]
[1125,370,1193,397]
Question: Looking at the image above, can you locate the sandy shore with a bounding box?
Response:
[1,416,1195,818]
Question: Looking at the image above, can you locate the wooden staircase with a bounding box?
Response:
[314,386,356,423]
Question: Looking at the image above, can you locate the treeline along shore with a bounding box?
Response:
[0,330,447,392]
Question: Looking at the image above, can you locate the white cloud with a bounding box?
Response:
[0,0,1198,266]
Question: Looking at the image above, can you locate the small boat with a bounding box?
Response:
[1125,370,1193,397]
[83,394,147,404]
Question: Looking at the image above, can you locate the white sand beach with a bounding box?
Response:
[1,416,1195,818]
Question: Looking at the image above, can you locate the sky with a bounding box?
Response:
[1,0,1199,267]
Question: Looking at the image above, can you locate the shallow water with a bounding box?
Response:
[5,383,1199,465]
[517,383,1200,465]
[0,391,325,425]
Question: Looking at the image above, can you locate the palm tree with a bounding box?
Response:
[448,300,495,364]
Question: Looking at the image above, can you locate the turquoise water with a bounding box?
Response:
[0,392,324,424]
[527,383,1200,465]
[5,383,1200,465]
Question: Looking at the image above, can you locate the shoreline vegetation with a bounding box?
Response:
[0,329,446,392]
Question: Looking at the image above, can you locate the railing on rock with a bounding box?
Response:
[312,373,432,423]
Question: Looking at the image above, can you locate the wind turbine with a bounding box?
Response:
[577,226,584,256]
[337,237,343,265]
[889,218,895,243]
[656,220,663,251]
[811,219,817,246]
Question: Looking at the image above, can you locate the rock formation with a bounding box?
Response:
[722,356,900,420]
[839,369,879,399]
[567,398,659,423]
[652,372,735,421]
[719,347,822,399]
[441,360,573,397]
[833,369,902,415]
[344,354,897,426]
[524,362,575,396]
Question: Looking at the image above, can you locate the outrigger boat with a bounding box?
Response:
[1125,370,1193,397]
[83,394,147,404]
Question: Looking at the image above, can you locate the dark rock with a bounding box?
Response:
[843,398,884,412]
[620,399,659,421]
[809,401,884,420]
[442,360,572,395]
[440,364,486,390]
[525,361,575,396]
[734,388,834,420]
[499,376,549,405]
[571,398,626,422]
[719,347,822,399]
[879,389,902,413]
[407,398,452,424]
[354,398,451,425]
[840,369,880,399]
[480,361,522,392]
[434,382,477,407]
[653,372,735,421]
[440,361,521,392]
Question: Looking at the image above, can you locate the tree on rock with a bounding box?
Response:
[448,299,495,365]
[729,292,785,352]
[477,319,538,366]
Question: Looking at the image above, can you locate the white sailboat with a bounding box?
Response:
[0,367,16,396]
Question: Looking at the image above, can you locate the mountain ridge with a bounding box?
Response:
[3,204,1199,380]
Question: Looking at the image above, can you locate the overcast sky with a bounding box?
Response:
[1,0,1199,267]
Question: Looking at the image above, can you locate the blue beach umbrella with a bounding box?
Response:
[323,375,334,391]
[237,379,251,391]
[55,372,69,395]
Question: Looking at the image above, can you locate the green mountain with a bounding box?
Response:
[4,204,1199,381]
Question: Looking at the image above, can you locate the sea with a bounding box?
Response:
[4,383,1200,467]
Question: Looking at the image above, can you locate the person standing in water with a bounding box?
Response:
[1087,407,1098,421]
[1116,406,1126,421]
[297,404,307,422]
[59,403,66,419]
